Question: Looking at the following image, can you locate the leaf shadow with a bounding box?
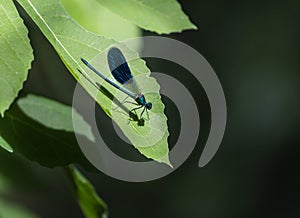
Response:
[0,101,96,171]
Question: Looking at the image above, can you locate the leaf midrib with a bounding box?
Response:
[26,0,81,71]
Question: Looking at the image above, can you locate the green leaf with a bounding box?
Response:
[61,0,143,52]
[0,95,94,169]
[66,166,108,218]
[0,135,13,153]
[16,0,171,165]
[0,0,33,117]
[17,94,95,142]
[0,173,11,193]
[0,199,39,218]
[61,0,142,42]
[96,0,197,34]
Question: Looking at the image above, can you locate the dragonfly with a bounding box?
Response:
[81,47,152,120]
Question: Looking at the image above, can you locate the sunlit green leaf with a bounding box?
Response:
[17,94,95,142]
[0,0,33,116]
[61,0,142,42]
[16,0,170,165]
[0,136,13,153]
[96,0,197,34]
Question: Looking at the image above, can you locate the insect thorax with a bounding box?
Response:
[135,94,147,106]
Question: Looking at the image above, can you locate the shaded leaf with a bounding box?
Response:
[66,165,108,218]
[0,173,11,193]
[0,95,94,169]
[0,199,38,218]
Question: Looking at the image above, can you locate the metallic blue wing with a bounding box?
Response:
[107,47,141,94]
[108,47,132,84]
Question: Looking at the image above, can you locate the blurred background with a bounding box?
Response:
[1,0,300,217]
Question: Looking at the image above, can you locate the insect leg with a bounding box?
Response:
[146,109,150,120]
[131,105,143,117]
[140,107,146,120]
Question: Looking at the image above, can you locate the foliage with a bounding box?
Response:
[65,166,108,218]
[0,0,196,217]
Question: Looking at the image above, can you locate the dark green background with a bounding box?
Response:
[1,0,299,217]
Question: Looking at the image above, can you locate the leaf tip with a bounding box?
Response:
[0,137,14,153]
[158,154,173,168]
[190,23,198,30]
[5,147,14,153]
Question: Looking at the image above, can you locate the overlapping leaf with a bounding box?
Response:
[0,0,33,116]
[0,94,94,169]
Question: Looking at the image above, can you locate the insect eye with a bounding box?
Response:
[146,103,152,110]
